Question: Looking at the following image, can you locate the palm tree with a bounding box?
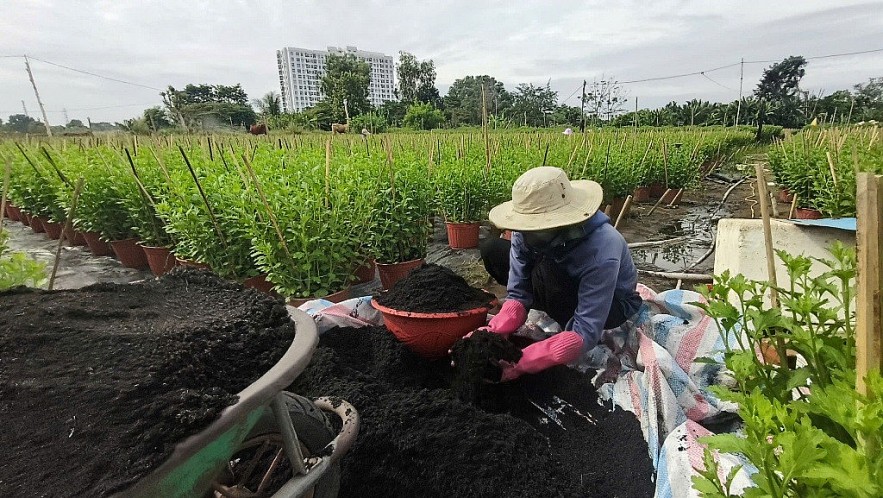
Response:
[252,92,282,119]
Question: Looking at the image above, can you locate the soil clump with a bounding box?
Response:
[450,330,522,401]
[374,263,494,312]
[291,326,655,498]
[0,268,295,497]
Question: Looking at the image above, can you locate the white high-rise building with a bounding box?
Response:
[277,45,396,113]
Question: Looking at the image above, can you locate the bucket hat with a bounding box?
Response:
[489,166,603,231]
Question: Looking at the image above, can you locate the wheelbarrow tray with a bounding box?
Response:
[118,306,320,497]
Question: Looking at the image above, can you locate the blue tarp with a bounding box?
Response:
[784,217,857,232]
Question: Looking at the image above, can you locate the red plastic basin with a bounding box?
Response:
[371,301,491,359]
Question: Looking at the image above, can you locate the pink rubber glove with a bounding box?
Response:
[484,300,527,337]
[500,331,584,382]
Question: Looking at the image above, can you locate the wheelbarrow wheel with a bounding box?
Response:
[215,392,340,498]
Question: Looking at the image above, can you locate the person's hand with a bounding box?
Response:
[485,300,527,336]
[494,331,584,382]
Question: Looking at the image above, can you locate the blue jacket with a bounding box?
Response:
[507,212,641,351]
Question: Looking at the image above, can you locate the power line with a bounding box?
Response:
[700,72,735,91]
[620,62,741,85]
[744,47,883,64]
[26,56,163,92]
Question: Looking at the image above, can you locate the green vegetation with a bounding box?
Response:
[696,243,883,497]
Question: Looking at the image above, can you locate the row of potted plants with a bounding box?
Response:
[768,126,883,218]
[1,128,754,300]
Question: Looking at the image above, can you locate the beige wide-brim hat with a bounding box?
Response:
[489,166,603,231]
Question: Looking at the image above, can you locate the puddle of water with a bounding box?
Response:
[630,201,725,272]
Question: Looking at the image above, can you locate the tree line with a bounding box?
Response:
[2,53,880,135]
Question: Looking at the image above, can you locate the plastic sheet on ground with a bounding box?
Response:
[298,287,755,497]
[576,284,755,497]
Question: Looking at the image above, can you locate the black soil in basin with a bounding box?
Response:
[291,326,655,498]
[374,263,494,313]
[0,268,295,497]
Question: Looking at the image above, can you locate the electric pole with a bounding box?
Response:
[21,100,29,117]
[735,57,744,126]
[24,55,52,136]
[580,80,587,133]
[63,108,69,126]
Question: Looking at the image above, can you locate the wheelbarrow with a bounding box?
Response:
[118,307,359,498]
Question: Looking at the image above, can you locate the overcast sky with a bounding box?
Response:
[1,0,882,124]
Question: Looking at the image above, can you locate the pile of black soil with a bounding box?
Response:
[450,330,522,402]
[0,268,295,497]
[291,326,655,498]
[374,263,494,312]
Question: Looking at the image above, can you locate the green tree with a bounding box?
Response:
[510,83,558,127]
[161,83,256,128]
[379,100,409,128]
[252,91,282,119]
[583,77,628,124]
[66,119,85,128]
[754,55,807,134]
[5,114,38,133]
[443,75,512,127]
[396,51,439,106]
[853,77,883,122]
[403,103,445,130]
[320,53,372,124]
[143,106,174,131]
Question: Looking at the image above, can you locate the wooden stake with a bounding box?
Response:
[856,173,883,395]
[788,192,798,219]
[826,151,839,187]
[614,195,633,229]
[754,163,778,306]
[1,159,10,224]
[647,189,672,216]
[49,178,84,290]
[667,188,684,207]
[325,138,332,209]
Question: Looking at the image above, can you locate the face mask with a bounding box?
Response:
[522,224,585,251]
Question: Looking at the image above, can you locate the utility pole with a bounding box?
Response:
[735,57,744,126]
[21,100,29,117]
[634,96,638,128]
[580,80,587,133]
[24,55,52,136]
[63,108,69,126]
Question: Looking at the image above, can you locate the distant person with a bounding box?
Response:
[563,127,573,135]
[478,166,641,381]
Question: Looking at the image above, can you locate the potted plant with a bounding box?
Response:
[370,163,433,290]
[435,165,489,249]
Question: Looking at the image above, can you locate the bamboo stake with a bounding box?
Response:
[855,173,883,396]
[240,154,296,267]
[667,188,684,207]
[755,162,789,370]
[826,151,838,187]
[788,192,798,219]
[178,146,228,250]
[49,178,84,290]
[647,189,672,216]
[1,159,10,224]
[637,269,713,282]
[614,195,633,229]
[325,138,332,209]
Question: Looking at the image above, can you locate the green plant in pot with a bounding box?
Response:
[435,164,489,249]
[370,161,433,289]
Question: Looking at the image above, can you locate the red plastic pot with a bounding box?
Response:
[140,244,177,276]
[446,222,480,249]
[30,215,46,233]
[632,187,651,203]
[372,301,492,359]
[376,258,425,291]
[175,257,211,270]
[607,197,627,221]
[110,238,149,269]
[82,231,114,257]
[287,286,352,307]
[43,220,63,239]
[243,274,276,294]
[648,183,667,198]
[62,226,88,246]
[353,260,377,284]
[777,188,794,204]
[6,204,21,221]
[795,208,823,220]
[20,212,31,227]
